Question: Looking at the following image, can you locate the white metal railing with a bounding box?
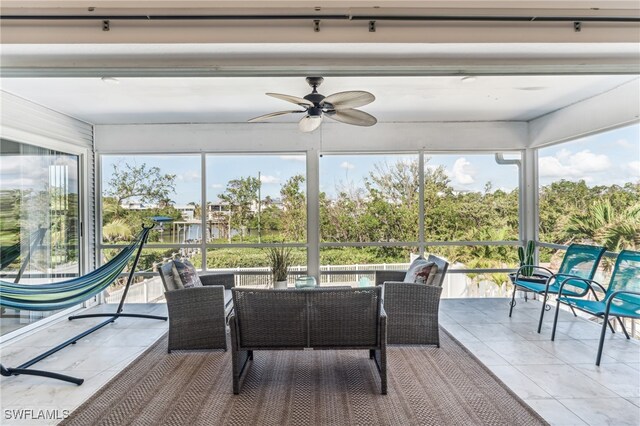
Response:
[105,261,516,304]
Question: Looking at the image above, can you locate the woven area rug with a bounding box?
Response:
[62,329,547,426]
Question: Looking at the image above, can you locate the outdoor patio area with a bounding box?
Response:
[1,298,638,425]
[1,2,639,425]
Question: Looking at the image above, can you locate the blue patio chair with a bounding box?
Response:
[509,243,606,333]
[551,250,640,365]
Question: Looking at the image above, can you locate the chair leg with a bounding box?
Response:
[607,320,616,334]
[596,312,610,366]
[551,300,562,341]
[537,293,548,333]
[616,317,630,339]
[509,285,517,317]
[569,306,578,317]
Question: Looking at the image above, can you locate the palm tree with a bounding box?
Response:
[103,219,133,243]
[565,200,613,244]
[565,200,640,270]
[566,201,639,250]
[602,204,640,251]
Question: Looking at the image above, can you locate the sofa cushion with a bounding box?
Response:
[404,257,438,286]
[172,259,203,288]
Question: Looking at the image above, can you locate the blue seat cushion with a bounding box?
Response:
[558,296,640,318]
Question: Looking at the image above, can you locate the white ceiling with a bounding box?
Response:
[0,74,637,125]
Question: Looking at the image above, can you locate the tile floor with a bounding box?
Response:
[0,298,638,425]
[440,298,640,426]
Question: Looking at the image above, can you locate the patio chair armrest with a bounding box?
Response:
[606,290,640,311]
[553,274,598,296]
[200,273,235,289]
[557,276,605,297]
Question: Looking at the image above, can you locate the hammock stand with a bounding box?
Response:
[0,225,167,385]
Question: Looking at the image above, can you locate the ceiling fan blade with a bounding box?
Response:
[325,109,377,127]
[323,91,375,110]
[298,115,322,132]
[267,93,314,107]
[247,110,304,122]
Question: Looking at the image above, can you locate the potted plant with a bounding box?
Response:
[518,240,535,277]
[268,246,291,289]
[509,240,547,283]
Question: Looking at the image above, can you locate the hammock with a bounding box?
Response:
[1,224,166,386]
[0,228,149,312]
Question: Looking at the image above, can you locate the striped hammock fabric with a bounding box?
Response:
[0,228,150,312]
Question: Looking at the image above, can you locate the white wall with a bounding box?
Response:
[94,121,528,153]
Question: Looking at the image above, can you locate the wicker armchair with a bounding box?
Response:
[158,264,234,352]
[375,254,449,346]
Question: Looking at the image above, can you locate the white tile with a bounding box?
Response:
[553,320,629,342]
[515,364,619,399]
[626,398,640,408]
[1,370,113,407]
[524,399,588,426]
[579,339,640,364]
[571,363,640,398]
[458,341,510,366]
[560,397,640,426]
[441,324,480,343]
[532,339,619,365]
[490,365,553,399]
[484,339,564,365]
[446,310,496,324]
[504,321,572,341]
[461,323,526,342]
[625,362,640,372]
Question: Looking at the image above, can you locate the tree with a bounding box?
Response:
[102,218,134,243]
[566,200,640,252]
[218,176,260,240]
[280,174,306,241]
[105,162,176,208]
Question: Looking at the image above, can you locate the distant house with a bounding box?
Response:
[174,205,196,221]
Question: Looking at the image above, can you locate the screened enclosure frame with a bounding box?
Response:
[96,149,529,278]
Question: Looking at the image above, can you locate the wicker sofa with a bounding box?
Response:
[229,287,387,395]
[158,263,234,352]
[374,254,449,346]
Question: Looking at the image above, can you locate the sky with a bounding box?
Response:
[99,123,639,206]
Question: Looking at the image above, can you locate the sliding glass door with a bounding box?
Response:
[0,139,81,335]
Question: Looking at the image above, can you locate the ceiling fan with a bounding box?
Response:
[248,77,377,132]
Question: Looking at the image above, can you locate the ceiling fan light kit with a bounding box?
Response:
[248,76,377,132]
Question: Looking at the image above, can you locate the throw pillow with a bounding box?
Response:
[160,261,183,291]
[404,257,438,285]
[403,256,428,282]
[415,263,438,286]
[172,259,203,289]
